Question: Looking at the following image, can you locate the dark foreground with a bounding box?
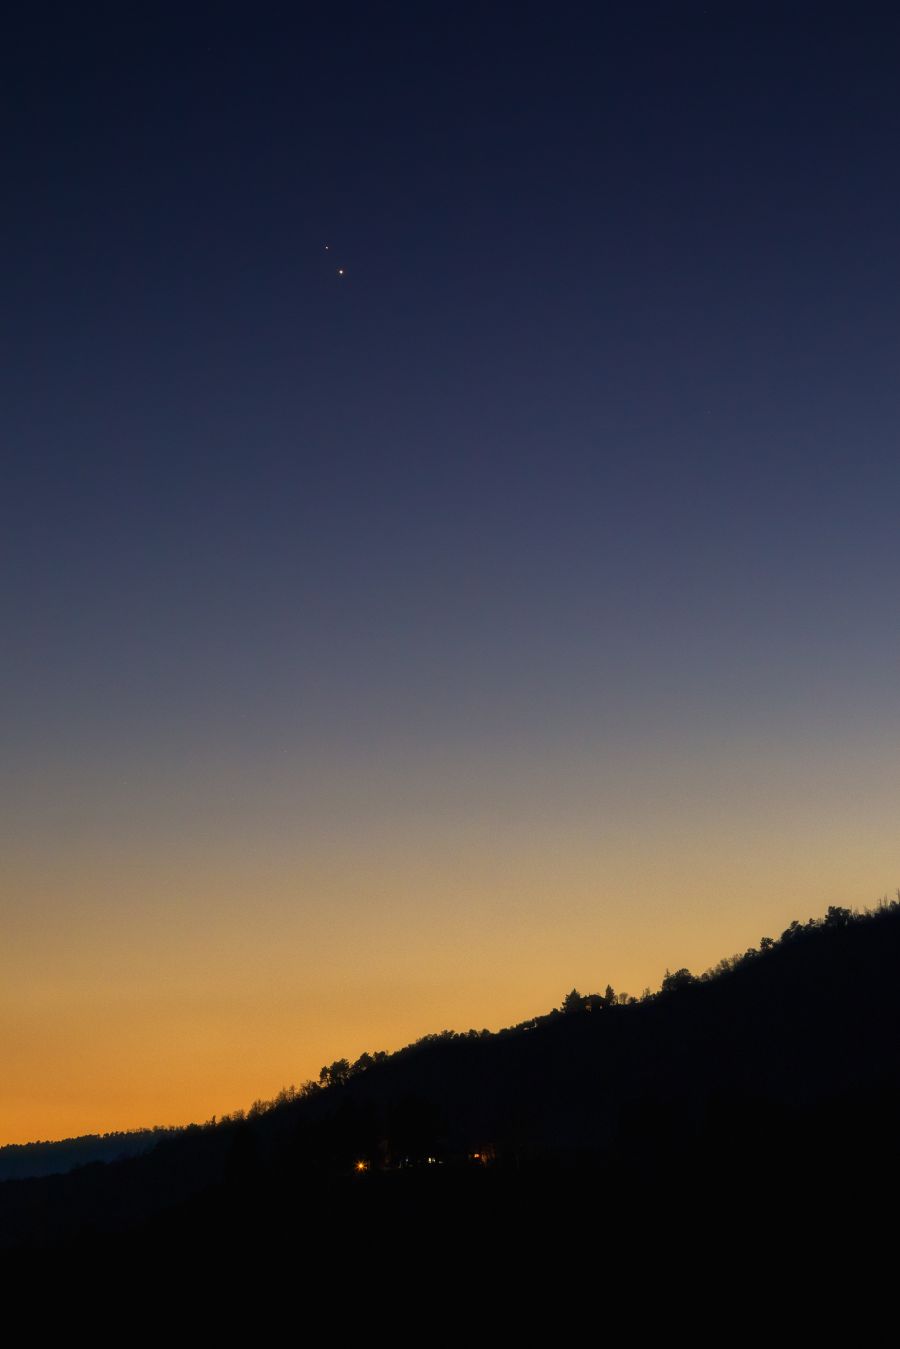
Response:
[4,903,899,1319]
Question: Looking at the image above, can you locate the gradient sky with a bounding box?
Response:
[3,2,900,1144]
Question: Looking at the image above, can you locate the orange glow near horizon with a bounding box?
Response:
[3,721,899,1145]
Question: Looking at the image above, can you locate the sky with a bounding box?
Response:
[3,1,900,1143]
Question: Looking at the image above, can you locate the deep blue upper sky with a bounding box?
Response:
[4,0,900,782]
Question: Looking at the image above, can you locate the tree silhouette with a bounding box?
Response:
[319,1059,351,1089]
[660,968,695,993]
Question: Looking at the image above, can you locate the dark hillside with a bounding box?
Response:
[3,901,899,1266]
[0,1129,177,1182]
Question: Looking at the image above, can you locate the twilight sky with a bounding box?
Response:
[3,2,900,1143]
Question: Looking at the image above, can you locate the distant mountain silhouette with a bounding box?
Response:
[0,1129,178,1183]
[4,898,900,1286]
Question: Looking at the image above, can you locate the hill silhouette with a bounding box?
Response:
[0,1128,179,1183]
[4,898,900,1287]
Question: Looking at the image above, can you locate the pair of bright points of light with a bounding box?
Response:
[324,243,345,277]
